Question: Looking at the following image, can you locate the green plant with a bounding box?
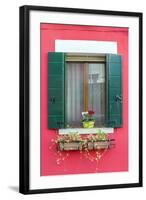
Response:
[97,129,108,140]
[57,132,84,143]
[56,130,109,148]
[87,130,108,141]
[81,110,96,122]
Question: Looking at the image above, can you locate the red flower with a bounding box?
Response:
[88,110,95,115]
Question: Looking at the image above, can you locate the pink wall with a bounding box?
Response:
[40,24,128,176]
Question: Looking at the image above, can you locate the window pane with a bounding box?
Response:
[66,63,84,127]
[88,63,105,126]
[66,62,105,127]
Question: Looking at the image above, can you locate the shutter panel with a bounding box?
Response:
[48,52,65,129]
[106,54,122,127]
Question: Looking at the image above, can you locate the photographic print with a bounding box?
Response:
[41,24,126,176]
[19,5,142,194]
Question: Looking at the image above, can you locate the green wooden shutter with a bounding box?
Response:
[106,54,122,127]
[48,52,65,129]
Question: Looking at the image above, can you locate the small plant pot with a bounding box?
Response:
[82,121,95,128]
[58,142,83,151]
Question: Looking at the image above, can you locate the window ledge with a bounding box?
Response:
[59,128,114,135]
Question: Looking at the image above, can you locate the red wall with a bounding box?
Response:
[40,24,128,176]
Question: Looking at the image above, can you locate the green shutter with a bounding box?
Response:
[48,52,65,129]
[106,54,122,127]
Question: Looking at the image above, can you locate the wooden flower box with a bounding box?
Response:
[58,142,84,151]
[58,139,115,151]
[87,140,110,150]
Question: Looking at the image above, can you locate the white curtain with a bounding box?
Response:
[66,63,84,127]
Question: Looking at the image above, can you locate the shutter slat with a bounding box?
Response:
[106,54,122,127]
[48,52,65,129]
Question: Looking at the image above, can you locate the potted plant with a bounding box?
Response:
[81,110,96,128]
[57,132,85,151]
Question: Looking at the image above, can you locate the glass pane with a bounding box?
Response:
[66,62,105,127]
[88,63,105,126]
[66,63,84,127]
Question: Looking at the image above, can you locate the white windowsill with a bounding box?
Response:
[59,128,114,135]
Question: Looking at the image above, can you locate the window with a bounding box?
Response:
[48,52,122,129]
[66,58,105,128]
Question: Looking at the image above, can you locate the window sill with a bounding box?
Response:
[58,128,114,135]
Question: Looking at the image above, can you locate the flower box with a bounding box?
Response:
[58,139,115,151]
[57,132,115,151]
[87,140,110,150]
[58,141,84,151]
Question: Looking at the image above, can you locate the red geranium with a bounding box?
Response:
[88,110,95,115]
